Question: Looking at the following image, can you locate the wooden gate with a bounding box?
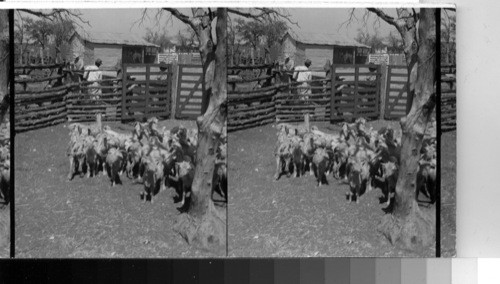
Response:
[330,64,381,121]
[384,65,409,119]
[175,64,204,119]
[121,63,172,122]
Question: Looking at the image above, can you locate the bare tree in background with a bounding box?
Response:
[144,28,173,52]
[441,12,456,64]
[355,28,386,53]
[50,18,75,63]
[17,9,87,64]
[14,11,29,65]
[386,31,404,54]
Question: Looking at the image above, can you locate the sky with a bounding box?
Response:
[57,8,192,37]
[285,8,397,38]
[20,8,399,41]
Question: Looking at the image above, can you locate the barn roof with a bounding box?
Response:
[72,30,159,48]
[285,29,370,48]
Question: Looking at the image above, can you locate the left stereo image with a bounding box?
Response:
[11,8,227,257]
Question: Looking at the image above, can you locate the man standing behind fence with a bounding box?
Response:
[284,56,295,71]
[157,62,169,81]
[293,59,312,100]
[84,58,103,101]
[73,53,84,71]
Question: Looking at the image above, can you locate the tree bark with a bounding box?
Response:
[378,8,436,250]
[173,8,227,255]
[0,11,10,125]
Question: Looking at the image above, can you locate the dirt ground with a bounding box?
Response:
[441,130,457,257]
[228,120,446,257]
[15,119,225,258]
[0,204,9,258]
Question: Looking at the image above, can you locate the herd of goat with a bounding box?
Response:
[67,114,227,210]
[274,118,436,205]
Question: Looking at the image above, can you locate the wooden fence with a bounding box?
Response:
[330,64,381,121]
[67,77,123,123]
[13,63,186,132]
[14,64,69,132]
[441,65,456,131]
[227,63,456,132]
[384,65,409,119]
[228,64,278,131]
[227,64,382,129]
[121,63,172,122]
[175,65,204,120]
[275,68,332,123]
[383,64,457,131]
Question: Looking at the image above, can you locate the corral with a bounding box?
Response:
[14,62,224,257]
[228,62,456,257]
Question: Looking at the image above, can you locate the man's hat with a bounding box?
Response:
[305,58,312,66]
[95,58,103,65]
[159,61,168,69]
[368,62,377,72]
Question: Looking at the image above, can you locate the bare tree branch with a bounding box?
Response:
[227,8,298,26]
[18,9,90,30]
[163,8,197,32]
[367,8,398,28]
[131,8,150,31]
[338,8,359,31]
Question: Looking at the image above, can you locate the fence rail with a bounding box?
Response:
[14,63,200,133]
[227,63,456,132]
[121,63,172,122]
[441,65,457,131]
[175,64,203,120]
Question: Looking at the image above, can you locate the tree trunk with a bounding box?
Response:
[0,11,10,125]
[378,8,436,250]
[174,8,227,255]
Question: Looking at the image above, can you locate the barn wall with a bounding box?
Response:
[92,43,122,69]
[304,45,334,70]
[70,35,86,61]
[281,35,296,62]
[294,42,306,67]
[84,45,94,67]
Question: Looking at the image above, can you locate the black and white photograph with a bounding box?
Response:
[227,7,455,257]
[13,8,227,257]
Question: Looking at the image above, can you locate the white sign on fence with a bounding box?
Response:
[157,53,179,64]
[369,53,390,65]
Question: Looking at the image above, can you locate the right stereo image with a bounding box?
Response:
[227,7,456,257]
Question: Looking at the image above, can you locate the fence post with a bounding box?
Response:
[330,64,335,122]
[354,65,359,119]
[379,61,388,120]
[121,64,127,122]
[145,65,150,119]
[171,62,179,119]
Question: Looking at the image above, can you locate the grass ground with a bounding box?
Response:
[441,130,457,257]
[15,119,225,258]
[228,120,451,257]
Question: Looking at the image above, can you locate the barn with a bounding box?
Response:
[281,30,370,68]
[69,30,159,69]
